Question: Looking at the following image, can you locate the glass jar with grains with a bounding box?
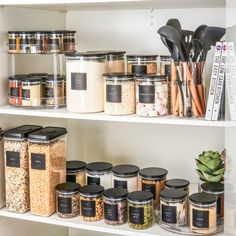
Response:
[79,185,104,222]
[28,127,67,216]
[0,128,5,208]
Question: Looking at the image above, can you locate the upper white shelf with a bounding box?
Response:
[0,0,225,11]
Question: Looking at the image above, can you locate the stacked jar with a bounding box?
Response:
[0,128,5,209]
[165,179,190,195]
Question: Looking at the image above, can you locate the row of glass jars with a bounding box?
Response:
[8,30,76,54]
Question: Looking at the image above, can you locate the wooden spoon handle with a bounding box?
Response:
[171,61,177,115]
[197,84,205,114]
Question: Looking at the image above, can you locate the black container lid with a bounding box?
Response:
[21,76,42,83]
[85,162,113,172]
[103,188,129,199]
[9,74,29,80]
[160,55,171,59]
[88,50,126,55]
[112,164,140,177]
[79,185,104,196]
[139,167,168,180]
[45,74,66,82]
[3,125,42,139]
[103,73,134,81]
[165,179,190,189]
[201,182,224,193]
[65,52,107,57]
[160,189,187,201]
[65,30,76,34]
[126,54,158,60]
[28,126,67,142]
[8,31,21,34]
[139,74,167,81]
[190,192,217,205]
[67,160,87,172]
[56,182,81,193]
[127,191,153,202]
[132,64,147,75]
[30,73,48,77]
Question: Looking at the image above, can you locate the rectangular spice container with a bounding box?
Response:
[3,125,42,213]
[0,128,5,209]
[28,127,67,216]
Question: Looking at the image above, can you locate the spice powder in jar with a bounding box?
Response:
[79,185,104,222]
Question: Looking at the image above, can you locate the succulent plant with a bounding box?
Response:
[196,150,225,182]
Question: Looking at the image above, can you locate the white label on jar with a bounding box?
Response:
[71,73,87,90]
[139,85,155,103]
[106,84,122,103]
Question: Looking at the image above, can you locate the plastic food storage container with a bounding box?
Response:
[56,182,81,218]
[112,164,139,192]
[103,188,128,225]
[201,182,224,222]
[136,75,168,117]
[66,52,107,113]
[79,185,104,222]
[104,73,135,115]
[160,189,187,227]
[28,126,67,216]
[127,55,158,75]
[165,179,190,195]
[127,191,153,230]
[3,125,42,213]
[85,162,113,189]
[138,167,168,208]
[189,192,217,234]
[0,128,5,209]
[66,160,86,186]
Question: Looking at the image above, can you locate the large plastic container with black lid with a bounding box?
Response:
[0,128,5,209]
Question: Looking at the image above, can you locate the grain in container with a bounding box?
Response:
[0,128,5,208]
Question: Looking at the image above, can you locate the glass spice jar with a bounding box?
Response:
[8,31,20,53]
[165,179,190,196]
[127,191,153,230]
[159,55,171,76]
[64,31,76,52]
[103,188,128,225]
[56,182,81,218]
[79,185,104,222]
[112,164,140,192]
[19,32,30,53]
[160,189,187,227]
[35,31,42,54]
[138,167,168,208]
[40,31,50,54]
[66,160,87,186]
[50,31,61,53]
[189,192,217,234]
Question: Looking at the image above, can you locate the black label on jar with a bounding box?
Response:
[139,85,155,104]
[71,73,87,90]
[10,88,20,97]
[66,174,76,183]
[46,88,54,98]
[217,197,221,215]
[114,179,127,189]
[6,151,20,168]
[31,153,46,170]
[142,183,156,199]
[58,197,72,214]
[129,206,144,224]
[87,176,100,185]
[81,200,96,217]
[104,203,118,221]
[162,204,177,224]
[132,65,147,74]
[192,209,209,228]
[9,39,16,50]
[106,85,122,103]
[165,65,171,79]
[22,89,30,99]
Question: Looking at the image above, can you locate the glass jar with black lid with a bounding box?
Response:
[165,179,190,195]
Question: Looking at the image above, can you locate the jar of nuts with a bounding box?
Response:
[79,185,104,222]
[28,126,67,216]
[127,191,153,230]
[3,125,42,213]
[103,188,128,225]
[56,182,81,218]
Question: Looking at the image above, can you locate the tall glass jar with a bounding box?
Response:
[0,128,5,209]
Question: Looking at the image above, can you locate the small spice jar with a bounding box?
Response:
[127,191,153,230]
[66,160,86,186]
[50,31,61,53]
[189,192,217,234]
[19,31,30,53]
[136,75,168,117]
[127,54,158,74]
[56,182,80,218]
[201,182,224,222]
[63,31,76,52]
[104,73,135,115]
[160,189,187,227]
[0,128,4,209]
[139,167,168,208]
[79,185,104,222]
[40,31,50,54]
[112,164,140,192]
[8,31,20,53]
[159,55,171,76]
[165,179,190,195]
[85,162,113,189]
[103,188,128,225]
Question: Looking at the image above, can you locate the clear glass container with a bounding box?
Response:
[56,182,80,218]
[138,167,168,208]
[79,185,104,222]
[66,52,107,113]
[127,55,158,75]
[3,125,42,213]
[66,160,86,186]
[189,192,217,234]
[160,189,187,227]
[127,191,153,230]
[159,55,171,76]
[136,75,168,117]
[40,31,50,54]
[28,127,67,216]
[85,162,113,189]
[103,188,128,225]
[104,73,135,115]
[165,179,190,196]
[0,128,5,209]
[19,32,30,53]
[64,31,76,53]
[50,31,61,53]
[8,31,20,53]
[35,31,42,54]
[112,164,139,192]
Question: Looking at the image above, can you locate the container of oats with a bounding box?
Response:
[0,128,5,209]
[3,125,42,213]
[28,126,67,216]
